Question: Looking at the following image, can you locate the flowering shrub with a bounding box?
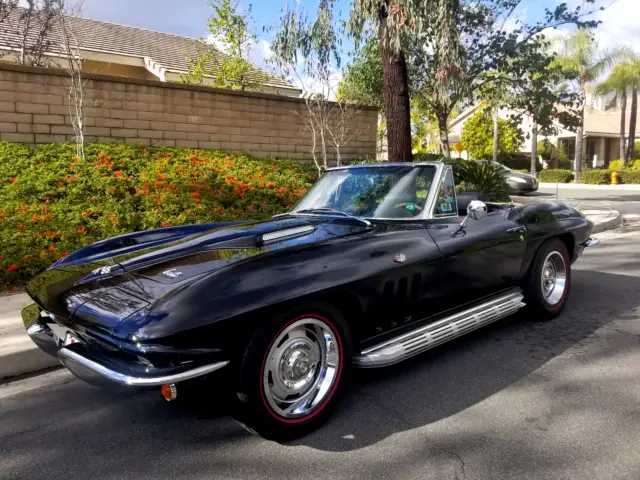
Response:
[0,142,316,286]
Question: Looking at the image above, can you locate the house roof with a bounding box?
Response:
[584,109,640,136]
[449,101,640,139]
[0,7,299,92]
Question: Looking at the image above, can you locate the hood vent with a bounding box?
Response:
[261,225,315,244]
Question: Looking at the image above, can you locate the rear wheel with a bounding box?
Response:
[236,303,352,440]
[523,238,571,320]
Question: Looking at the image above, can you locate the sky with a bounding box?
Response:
[74,0,640,90]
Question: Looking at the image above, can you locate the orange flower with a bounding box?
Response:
[40,250,48,258]
[60,252,69,258]
[7,264,19,272]
[0,212,6,219]
[9,177,16,183]
[48,246,56,252]
[114,171,124,176]
[17,224,25,232]
[57,181,64,187]
[23,255,31,264]
[44,214,52,221]
[75,226,86,233]
[31,214,40,222]
[69,177,77,183]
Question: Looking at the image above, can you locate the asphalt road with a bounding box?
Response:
[2,226,640,480]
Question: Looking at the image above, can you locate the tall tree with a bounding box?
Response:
[182,0,266,90]
[555,29,624,182]
[349,0,464,161]
[626,59,640,161]
[596,63,636,165]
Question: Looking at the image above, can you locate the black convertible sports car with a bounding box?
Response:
[23,161,599,439]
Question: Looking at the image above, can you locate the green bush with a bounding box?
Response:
[609,159,622,170]
[0,142,317,286]
[455,161,510,202]
[580,169,611,185]
[618,170,640,184]
[503,154,543,172]
[538,169,574,183]
[460,110,524,161]
[412,152,446,162]
[537,140,554,160]
[513,169,529,174]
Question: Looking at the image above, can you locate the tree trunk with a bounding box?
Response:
[378,16,412,162]
[620,93,627,167]
[627,87,637,161]
[574,124,583,184]
[438,115,451,157]
[492,110,499,163]
[531,124,538,177]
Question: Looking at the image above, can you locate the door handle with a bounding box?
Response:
[507,226,526,234]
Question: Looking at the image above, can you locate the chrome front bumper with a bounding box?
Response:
[23,304,229,387]
[581,237,600,248]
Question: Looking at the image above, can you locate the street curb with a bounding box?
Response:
[539,182,640,191]
[590,210,624,234]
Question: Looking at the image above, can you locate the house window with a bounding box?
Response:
[586,139,597,161]
[560,138,575,160]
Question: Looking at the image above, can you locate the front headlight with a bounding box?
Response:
[509,176,528,184]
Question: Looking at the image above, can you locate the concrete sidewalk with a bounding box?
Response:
[0,293,59,381]
[0,208,624,382]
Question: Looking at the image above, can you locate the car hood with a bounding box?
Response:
[26,216,371,331]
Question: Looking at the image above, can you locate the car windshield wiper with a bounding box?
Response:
[274,208,371,226]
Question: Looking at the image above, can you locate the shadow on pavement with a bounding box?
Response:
[0,269,638,479]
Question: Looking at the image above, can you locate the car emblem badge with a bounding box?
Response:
[92,266,112,275]
[394,254,407,264]
[162,269,183,279]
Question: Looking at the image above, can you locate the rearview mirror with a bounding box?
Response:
[467,200,488,221]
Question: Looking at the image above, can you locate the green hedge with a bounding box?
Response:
[580,169,611,185]
[0,142,317,286]
[503,154,543,172]
[538,169,574,183]
[580,169,640,184]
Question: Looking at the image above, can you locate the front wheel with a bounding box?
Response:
[523,238,571,320]
[236,303,352,440]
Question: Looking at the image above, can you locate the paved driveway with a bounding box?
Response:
[1,226,640,480]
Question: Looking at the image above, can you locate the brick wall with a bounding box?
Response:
[0,64,378,162]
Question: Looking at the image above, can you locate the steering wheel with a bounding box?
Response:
[394,202,423,213]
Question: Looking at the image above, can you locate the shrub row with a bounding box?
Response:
[0,142,317,286]
[608,159,640,170]
[538,169,574,183]
[581,169,640,185]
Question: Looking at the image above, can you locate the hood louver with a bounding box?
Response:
[261,225,315,244]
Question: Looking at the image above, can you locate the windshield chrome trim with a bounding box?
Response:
[325,162,441,171]
[275,162,447,222]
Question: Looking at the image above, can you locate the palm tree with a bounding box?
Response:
[625,59,640,161]
[555,30,625,183]
[596,63,636,166]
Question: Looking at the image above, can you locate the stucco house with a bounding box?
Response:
[0,8,300,97]
[449,94,640,168]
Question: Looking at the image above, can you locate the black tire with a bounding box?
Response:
[235,302,352,441]
[523,238,571,321]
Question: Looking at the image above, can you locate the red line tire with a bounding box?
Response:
[523,238,571,321]
[235,302,352,441]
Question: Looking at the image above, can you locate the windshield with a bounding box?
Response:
[292,165,437,219]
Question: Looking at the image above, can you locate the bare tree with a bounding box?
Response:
[56,2,85,159]
[0,0,63,66]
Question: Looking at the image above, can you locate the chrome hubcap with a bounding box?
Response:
[541,251,567,306]
[263,318,340,419]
